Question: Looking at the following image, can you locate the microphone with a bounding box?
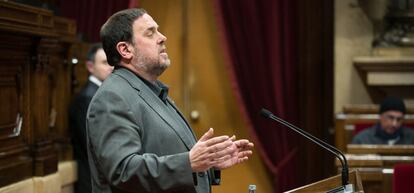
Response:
[260,108,351,190]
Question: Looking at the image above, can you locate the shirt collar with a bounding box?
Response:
[135,75,169,103]
[374,123,403,142]
[89,75,103,86]
[155,81,169,103]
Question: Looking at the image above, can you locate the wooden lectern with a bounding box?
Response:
[284,170,364,193]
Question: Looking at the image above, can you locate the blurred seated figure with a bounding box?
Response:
[352,96,414,145]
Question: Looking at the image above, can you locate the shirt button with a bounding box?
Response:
[198,172,205,177]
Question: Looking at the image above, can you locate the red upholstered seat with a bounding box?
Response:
[393,163,414,193]
[353,123,375,135]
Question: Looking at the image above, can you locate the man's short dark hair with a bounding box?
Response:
[100,8,147,67]
[87,43,103,62]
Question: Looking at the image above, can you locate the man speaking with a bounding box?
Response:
[86,8,254,193]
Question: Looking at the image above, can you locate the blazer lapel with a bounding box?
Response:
[167,98,198,141]
[115,68,196,150]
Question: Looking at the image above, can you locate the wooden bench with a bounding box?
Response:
[335,145,414,193]
[335,104,414,152]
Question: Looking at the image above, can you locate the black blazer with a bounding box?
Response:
[69,79,99,193]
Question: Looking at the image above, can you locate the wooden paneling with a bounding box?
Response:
[0,33,33,187]
[0,1,77,187]
[185,1,273,193]
[297,0,334,186]
[0,1,54,36]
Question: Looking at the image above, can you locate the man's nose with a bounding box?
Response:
[391,119,398,126]
[158,32,167,43]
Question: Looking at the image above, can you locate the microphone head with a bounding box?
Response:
[260,108,273,118]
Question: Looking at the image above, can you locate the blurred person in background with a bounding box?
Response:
[69,43,113,193]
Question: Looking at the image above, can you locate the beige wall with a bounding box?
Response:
[334,0,374,113]
[0,161,76,193]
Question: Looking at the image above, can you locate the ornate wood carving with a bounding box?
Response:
[0,1,77,186]
[0,33,33,186]
[0,1,54,36]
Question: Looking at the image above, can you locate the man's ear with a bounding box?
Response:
[86,61,94,74]
[116,42,133,60]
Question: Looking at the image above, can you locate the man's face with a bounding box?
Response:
[379,110,404,134]
[130,13,170,76]
[88,48,114,81]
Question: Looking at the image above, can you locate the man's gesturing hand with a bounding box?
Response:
[214,136,254,169]
[189,128,235,172]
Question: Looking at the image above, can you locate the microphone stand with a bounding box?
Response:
[260,108,354,193]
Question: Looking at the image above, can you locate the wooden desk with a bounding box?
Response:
[347,144,414,155]
[335,145,414,193]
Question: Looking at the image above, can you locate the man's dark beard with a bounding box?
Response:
[149,63,168,76]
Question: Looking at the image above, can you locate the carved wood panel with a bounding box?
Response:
[0,33,33,186]
[30,37,58,176]
[0,1,77,187]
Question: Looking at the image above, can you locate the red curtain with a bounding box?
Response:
[213,0,300,192]
[59,0,137,42]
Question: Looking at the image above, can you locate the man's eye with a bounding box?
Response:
[147,31,154,36]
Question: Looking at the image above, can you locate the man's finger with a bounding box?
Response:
[204,135,230,146]
[199,128,214,142]
[209,143,235,158]
[234,140,254,150]
[234,139,250,146]
[238,150,253,158]
[210,155,231,165]
[207,139,233,153]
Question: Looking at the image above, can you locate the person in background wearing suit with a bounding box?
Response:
[69,43,114,193]
[352,96,414,145]
[86,8,254,193]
